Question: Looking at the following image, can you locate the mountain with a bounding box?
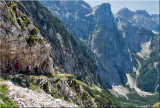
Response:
[40,1,133,87]
[115,10,159,93]
[1,0,159,107]
[40,0,159,107]
[17,0,101,87]
[39,0,92,44]
[151,14,159,25]
[0,0,119,107]
[115,8,159,33]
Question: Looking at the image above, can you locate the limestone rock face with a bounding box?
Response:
[0,0,53,74]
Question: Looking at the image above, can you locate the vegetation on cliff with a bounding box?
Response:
[153,102,160,108]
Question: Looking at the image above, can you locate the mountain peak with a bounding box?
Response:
[98,3,111,11]
[118,7,133,13]
[135,10,150,17]
[115,7,134,19]
[94,2,112,16]
[120,7,130,12]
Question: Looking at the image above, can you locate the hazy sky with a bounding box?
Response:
[84,0,159,15]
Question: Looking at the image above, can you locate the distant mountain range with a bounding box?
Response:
[40,0,159,103]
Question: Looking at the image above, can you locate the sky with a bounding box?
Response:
[84,0,159,15]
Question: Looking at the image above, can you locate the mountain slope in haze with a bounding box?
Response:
[151,14,159,25]
[40,0,92,44]
[115,8,159,33]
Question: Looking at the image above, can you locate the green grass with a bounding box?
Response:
[9,15,15,24]
[26,35,39,47]
[22,17,30,27]
[0,84,19,107]
[119,92,159,107]
[30,26,39,35]
[75,79,120,107]
[56,73,73,78]
[9,3,19,26]
[9,3,18,17]
[29,83,41,93]
[153,102,160,108]
[17,17,21,25]
[9,3,17,11]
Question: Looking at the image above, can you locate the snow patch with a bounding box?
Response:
[155,84,159,91]
[152,30,159,34]
[154,62,158,68]
[65,12,70,18]
[134,16,137,19]
[137,40,151,59]
[128,49,132,62]
[122,32,125,38]
[133,58,141,77]
[82,4,88,9]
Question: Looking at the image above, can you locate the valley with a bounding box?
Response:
[0,0,159,107]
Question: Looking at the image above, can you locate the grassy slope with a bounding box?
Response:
[153,102,160,108]
[119,92,159,107]
[75,79,121,107]
[0,82,19,107]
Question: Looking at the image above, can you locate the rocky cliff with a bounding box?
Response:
[17,1,102,87]
[0,0,53,74]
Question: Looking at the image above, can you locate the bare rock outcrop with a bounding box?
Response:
[0,0,53,74]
